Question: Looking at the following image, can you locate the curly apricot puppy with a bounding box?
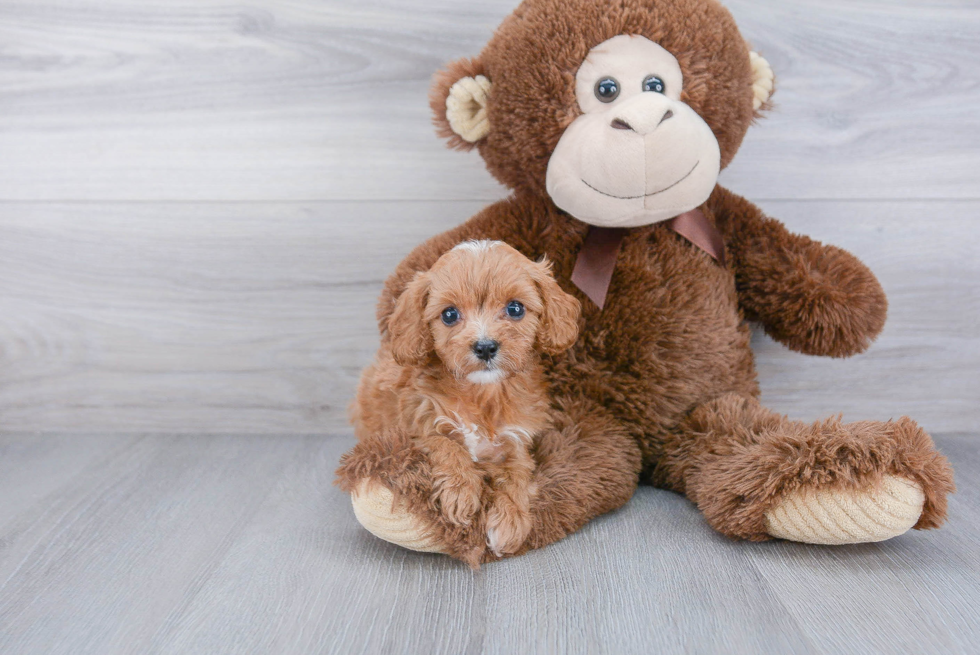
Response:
[350,240,580,556]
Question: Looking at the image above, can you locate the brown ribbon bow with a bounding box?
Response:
[570,208,725,309]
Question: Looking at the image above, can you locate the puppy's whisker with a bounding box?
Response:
[494,353,515,373]
[450,352,466,380]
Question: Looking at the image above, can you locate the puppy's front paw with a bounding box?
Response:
[432,471,484,526]
[486,501,532,556]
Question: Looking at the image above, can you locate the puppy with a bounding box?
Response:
[351,240,581,557]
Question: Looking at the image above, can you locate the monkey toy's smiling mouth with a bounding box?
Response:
[542,34,723,228]
[581,161,699,200]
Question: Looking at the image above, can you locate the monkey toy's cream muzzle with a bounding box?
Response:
[546,91,721,228]
[544,33,723,228]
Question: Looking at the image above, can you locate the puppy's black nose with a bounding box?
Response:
[472,339,499,362]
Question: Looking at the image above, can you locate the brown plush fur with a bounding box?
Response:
[653,394,954,539]
[348,243,581,562]
[337,0,955,563]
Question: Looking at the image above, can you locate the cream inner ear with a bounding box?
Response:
[446,75,492,143]
[749,51,774,110]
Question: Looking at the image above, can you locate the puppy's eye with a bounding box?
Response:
[505,301,525,319]
[594,77,620,103]
[642,75,666,94]
[441,307,460,326]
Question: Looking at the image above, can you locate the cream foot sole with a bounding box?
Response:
[350,480,444,553]
[765,475,925,545]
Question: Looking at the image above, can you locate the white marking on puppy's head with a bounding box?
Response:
[466,369,506,385]
[452,239,503,254]
[471,317,490,343]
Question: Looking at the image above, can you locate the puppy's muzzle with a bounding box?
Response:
[472,339,499,362]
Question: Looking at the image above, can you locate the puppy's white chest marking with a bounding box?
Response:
[498,426,533,446]
[435,415,531,462]
[462,426,486,462]
[435,414,488,462]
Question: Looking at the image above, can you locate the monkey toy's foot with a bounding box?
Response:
[353,474,927,550]
[764,475,925,545]
[350,479,444,553]
[338,431,491,566]
[675,395,954,544]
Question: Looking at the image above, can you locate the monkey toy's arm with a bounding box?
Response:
[708,185,888,358]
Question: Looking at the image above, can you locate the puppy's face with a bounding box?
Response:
[428,242,544,384]
[388,241,581,383]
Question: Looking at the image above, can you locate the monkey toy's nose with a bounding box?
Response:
[610,100,674,135]
[472,339,500,362]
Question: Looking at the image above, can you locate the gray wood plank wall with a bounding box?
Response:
[1,0,978,434]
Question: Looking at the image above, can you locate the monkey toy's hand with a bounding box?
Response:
[711,186,888,358]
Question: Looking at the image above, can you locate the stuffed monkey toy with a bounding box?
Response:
[337,0,954,565]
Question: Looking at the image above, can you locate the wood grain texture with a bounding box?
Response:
[1,200,976,433]
[0,0,976,432]
[0,0,977,202]
[0,432,976,654]
[0,434,309,654]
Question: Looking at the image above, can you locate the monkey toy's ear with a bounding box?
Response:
[749,51,775,114]
[388,272,433,366]
[429,57,492,150]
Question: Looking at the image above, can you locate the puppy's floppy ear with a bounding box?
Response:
[430,57,491,151]
[388,272,433,366]
[531,259,581,355]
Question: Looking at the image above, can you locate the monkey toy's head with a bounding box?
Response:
[430,0,774,228]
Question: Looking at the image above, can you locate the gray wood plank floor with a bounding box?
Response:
[0,432,977,655]
[1,0,978,653]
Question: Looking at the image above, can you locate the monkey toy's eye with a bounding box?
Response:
[642,75,666,94]
[441,307,460,326]
[594,77,620,103]
[505,301,525,319]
